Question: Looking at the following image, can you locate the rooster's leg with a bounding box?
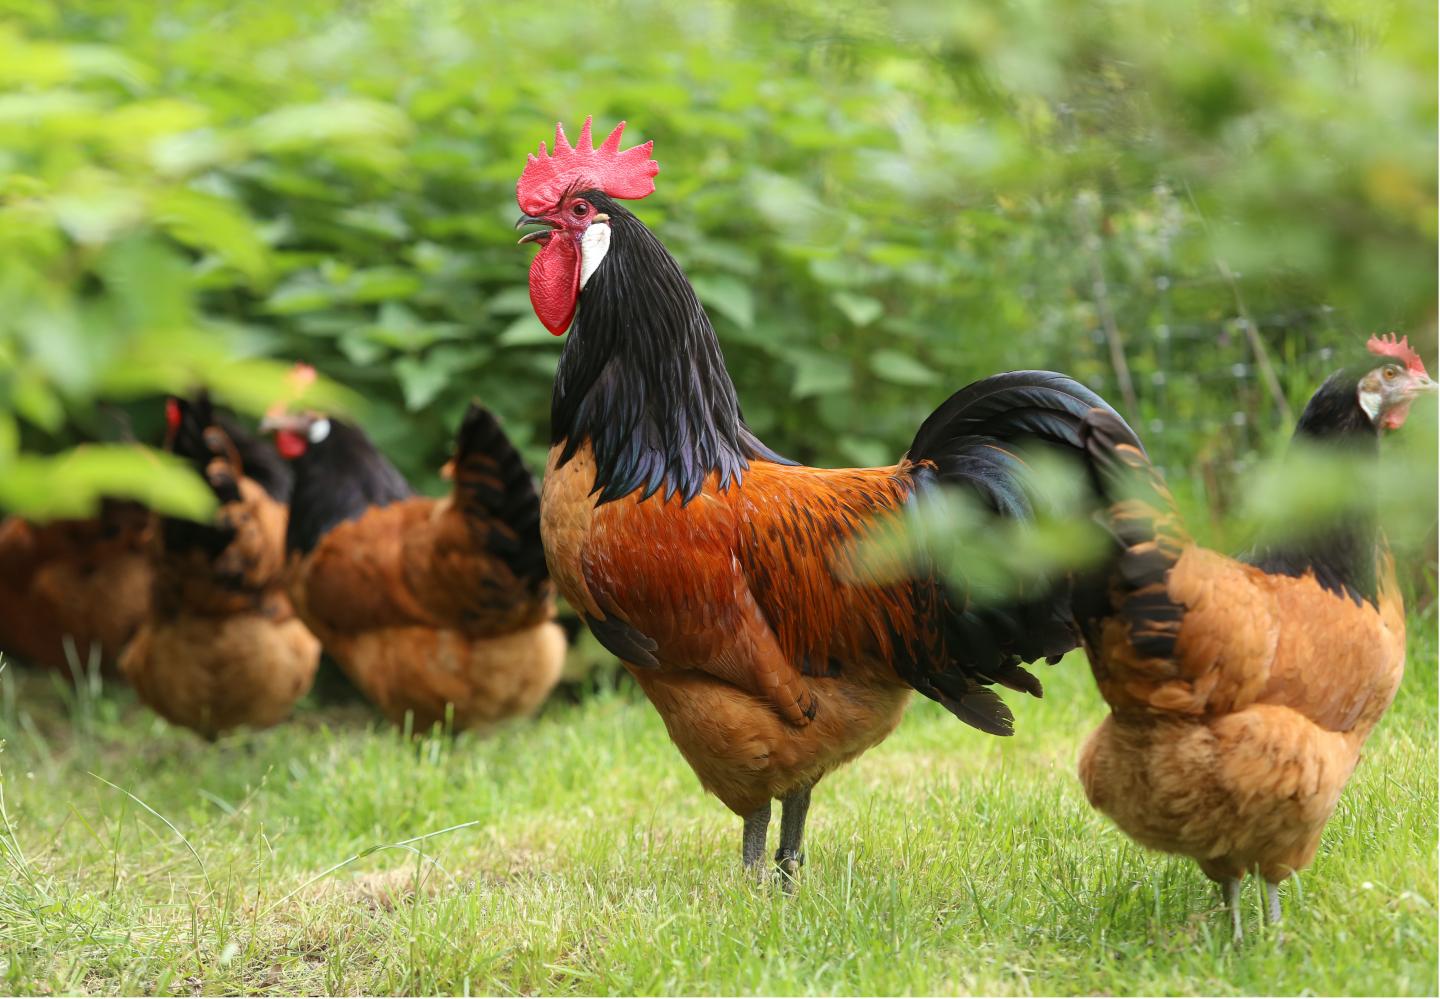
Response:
[1223,878,1243,943]
[742,802,771,874]
[775,784,812,886]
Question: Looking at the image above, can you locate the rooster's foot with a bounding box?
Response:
[775,847,804,892]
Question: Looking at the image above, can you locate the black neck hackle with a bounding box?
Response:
[285,418,413,554]
[1250,368,1383,605]
[549,192,790,505]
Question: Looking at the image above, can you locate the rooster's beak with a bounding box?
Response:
[515,214,555,245]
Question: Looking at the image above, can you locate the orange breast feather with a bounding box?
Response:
[543,442,920,725]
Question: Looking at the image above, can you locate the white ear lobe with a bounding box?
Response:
[1358,387,1382,424]
[579,222,611,290]
[308,418,331,443]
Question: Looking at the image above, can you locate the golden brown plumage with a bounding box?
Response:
[121,399,319,738]
[1073,348,1432,936]
[0,499,152,678]
[277,403,564,732]
[1077,546,1405,882]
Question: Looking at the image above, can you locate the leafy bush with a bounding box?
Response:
[1,0,1433,553]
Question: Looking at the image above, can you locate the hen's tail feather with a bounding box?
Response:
[167,392,290,501]
[1077,407,1190,669]
[161,393,291,560]
[162,393,237,559]
[449,403,549,591]
[895,370,1144,732]
[167,393,214,472]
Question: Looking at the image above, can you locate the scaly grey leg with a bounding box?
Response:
[742,802,771,874]
[1265,880,1282,926]
[1224,877,1243,943]
[775,784,812,887]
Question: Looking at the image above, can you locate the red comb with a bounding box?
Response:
[165,398,181,432]
[1366,333,1428,377]
[516,117,658,216]
[289,362,317,390]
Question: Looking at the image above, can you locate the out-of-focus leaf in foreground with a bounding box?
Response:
[0,446,215,520]
[846,451,1111,602]
[1242,404,1439,558]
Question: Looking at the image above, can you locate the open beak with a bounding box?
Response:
[515,214,555,245]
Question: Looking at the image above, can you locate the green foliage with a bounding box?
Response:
[0,0,1433,518]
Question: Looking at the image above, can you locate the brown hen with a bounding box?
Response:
[267,401,565,732]
[121,395,319,737]
[1073,337,1434,938]
[0,498,151,679]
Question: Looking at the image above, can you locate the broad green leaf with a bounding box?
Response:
[870,349,940,386]
[832,292,884,327]
[264,280,338,315]
[154,188,269,282]
[395,355,449,411]
[691,274,754,330]
[249,99,411,152]
[0,446,215,520]
[496,314,555,346]
[349,267,422,303]
[792,355,853,399]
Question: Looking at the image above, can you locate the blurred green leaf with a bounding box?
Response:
[153,188,269,282]
[248,99,411,152]
[0,446,215,520]
[395,356,449,411]
[792,355,852,399]
[871,350,941,387]
[691,274,755,330]
[833,292,884,327]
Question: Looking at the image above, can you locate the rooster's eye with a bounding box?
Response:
[571,200,590,218]
[1384,366,1398,380]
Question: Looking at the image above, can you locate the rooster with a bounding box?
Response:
[0,498,152,679]
[1073,334,1435,939]
[513,118,1143,877]
[121,394,320,738]
[262,386,566,732]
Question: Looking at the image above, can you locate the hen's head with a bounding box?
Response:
[515,117,659,335]
[1359,334,1435,431]
[260,363,330,459]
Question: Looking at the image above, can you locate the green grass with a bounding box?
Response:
[1,618,1435,997]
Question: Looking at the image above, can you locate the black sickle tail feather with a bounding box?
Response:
[895,370,1144,735]
[1074,407,1190,666]
[450,402,549,592]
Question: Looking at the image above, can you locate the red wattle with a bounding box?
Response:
[528,235,580,335]
[1383,399,1414,430]
[275,429,308,459]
